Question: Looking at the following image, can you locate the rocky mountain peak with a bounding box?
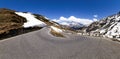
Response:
[85,11,120,40]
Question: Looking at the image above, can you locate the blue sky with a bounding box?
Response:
[0,0,120,20]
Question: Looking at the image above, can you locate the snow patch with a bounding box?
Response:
[105,23,120,38]
[100,29,106,34]
[97,14,120,40]
[51,26,62,32]
[15,12,46,28]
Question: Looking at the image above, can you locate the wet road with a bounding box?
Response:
[0,27,120,59]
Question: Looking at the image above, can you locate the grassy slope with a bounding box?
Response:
[50,28,64,37]
[0,8,26,34]
[0,8,44,40]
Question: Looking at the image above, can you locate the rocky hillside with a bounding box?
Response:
[86,12,120,40]
[0,8,26,34]
[0,8,62,40]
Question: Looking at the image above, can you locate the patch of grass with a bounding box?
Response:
[50,28,64,37]
[0,8,27,34]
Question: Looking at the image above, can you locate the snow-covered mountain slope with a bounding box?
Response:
[0,8,63,40]
[15,12,46,28]
[62,21,84,29]
[52,21,85,30]
[86,12,120,40]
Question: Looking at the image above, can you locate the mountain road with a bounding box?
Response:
[0,27,120,59]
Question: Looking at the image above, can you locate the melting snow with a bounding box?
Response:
[15,12,46,28]
[92,13,120,41]
[51,26,62,32]
[105,23,120,38]
[99,14,120,40]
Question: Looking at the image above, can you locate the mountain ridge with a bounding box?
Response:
[85,11,120,41]
[0,8,62,40]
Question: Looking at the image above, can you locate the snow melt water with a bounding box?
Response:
[15,12,46,28]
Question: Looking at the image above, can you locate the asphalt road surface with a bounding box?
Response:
[0,27,120,59]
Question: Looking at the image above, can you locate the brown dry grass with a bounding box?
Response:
[34,14,53,25]
[50,28,64,37]
[0,8,43,40]
[0,8,27,34]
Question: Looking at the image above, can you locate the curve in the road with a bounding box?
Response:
[0,27,120,59]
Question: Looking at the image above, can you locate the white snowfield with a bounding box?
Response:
[50,26,62,32]
[98,14,120,40]
[15,12,46,28]
[105,23,120,38]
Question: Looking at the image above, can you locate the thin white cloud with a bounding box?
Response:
[52,16,93,26]
[93,15,98,18]
[93,14,98,21]
[93,18,98,21]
